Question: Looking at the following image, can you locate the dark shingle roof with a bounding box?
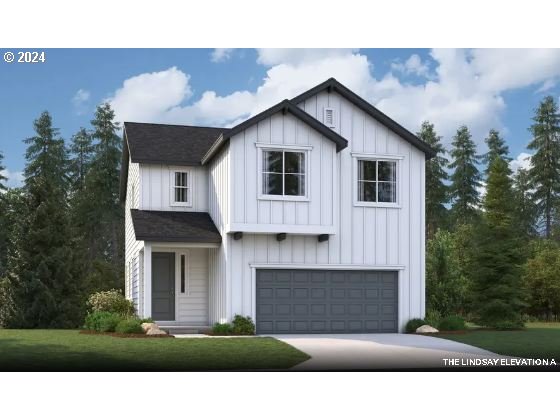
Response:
[124,122,229,166]
[130,209,222,243]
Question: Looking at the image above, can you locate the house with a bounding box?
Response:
[120,78,435,334]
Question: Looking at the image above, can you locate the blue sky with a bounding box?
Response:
[1,48,559,186]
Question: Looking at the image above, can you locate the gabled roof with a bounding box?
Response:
[124,122,229,166]
[201,99,348,164]
[290,78,436,158]
[130,209,221,243]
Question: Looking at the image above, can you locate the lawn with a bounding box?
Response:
[0,330,310,371]
[438,322,560,360]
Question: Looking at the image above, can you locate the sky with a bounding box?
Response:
[1,48,559,188]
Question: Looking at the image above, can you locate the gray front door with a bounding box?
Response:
[256,269,398,334]
[152,252,175,321]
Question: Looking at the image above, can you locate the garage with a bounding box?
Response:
[256,269,398,334]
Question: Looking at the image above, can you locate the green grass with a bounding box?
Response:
[0,330,310,371]
[438,322,560,359]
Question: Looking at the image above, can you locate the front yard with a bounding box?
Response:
[0,330,310,371]
[438,322,560,360]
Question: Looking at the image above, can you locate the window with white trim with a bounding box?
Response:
[171,170,191,206]
[261,150,306,197]
[179,252,189,295]
[357,159,397,203]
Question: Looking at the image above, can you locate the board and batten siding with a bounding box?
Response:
[124,159,144,314]
[229,112,336,230]
[222,91,425,331]
[140,164,209,212]
[208,145,230,324]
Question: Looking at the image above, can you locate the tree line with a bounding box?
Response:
[0,104,123,328]
[423,95,560,326]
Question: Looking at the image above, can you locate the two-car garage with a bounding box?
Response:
[255,269,398,334]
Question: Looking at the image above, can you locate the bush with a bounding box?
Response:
[84,311,123,332]
[405,318,427,333]
[438,315,466,331]
[115,318,144,334]
[212,322,232,335]
[232,315,255,335]
[138,317,153,324]
[425,309,442,329]
[493,319,525,330]
[87,289,135,317]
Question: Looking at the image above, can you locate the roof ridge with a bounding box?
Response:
[124,121,229,131]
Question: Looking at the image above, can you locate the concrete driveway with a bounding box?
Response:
[271,334,502,370]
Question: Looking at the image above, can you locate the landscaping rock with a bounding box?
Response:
[416,325,439,334]
[146,328,168,336]
[141,322,158,333]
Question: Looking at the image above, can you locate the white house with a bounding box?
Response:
[121,78,435,334]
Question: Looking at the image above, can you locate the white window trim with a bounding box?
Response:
[257,144,310,202]
[323,107,336,129]
[352,153,403,208]
[169,167,192,207]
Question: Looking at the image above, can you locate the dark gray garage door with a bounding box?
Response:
[256,269,398,334]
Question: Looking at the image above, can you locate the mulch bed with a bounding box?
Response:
[80,330,175,339]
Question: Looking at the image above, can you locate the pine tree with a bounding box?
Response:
[482,129,509,173]
[449,125,481,226]
[513,168,537,238]
[11,112,82,327]
[418,121,449,239]
[0,151,7,191]
[470,158,525,328]
[527,96,560,238]
[68,127,93,194]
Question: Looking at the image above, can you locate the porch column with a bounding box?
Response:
[143,242,152,318]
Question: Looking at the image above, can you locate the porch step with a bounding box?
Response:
[159,326,211,335]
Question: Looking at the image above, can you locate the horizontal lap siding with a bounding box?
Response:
[177,248,209,325]
[125,160,143,309]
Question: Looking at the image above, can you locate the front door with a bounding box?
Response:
[152,252,175,321]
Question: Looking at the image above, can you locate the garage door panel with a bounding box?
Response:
[256,269,398,334]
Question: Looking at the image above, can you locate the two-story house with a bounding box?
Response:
[120,78,435,334]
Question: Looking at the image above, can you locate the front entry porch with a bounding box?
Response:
[142,243,217,328]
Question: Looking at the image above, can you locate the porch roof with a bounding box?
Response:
[130,209,222,243]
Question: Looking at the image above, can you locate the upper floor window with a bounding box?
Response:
[356,159,398,204]
[171,170,191,206]
[261,149,307,198]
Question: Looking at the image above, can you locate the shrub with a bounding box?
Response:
[232,315,255,335]
[438,315,466,331]
[115,318,144,334]
[405,318,427,333]
[84,311,123,332]
[493,319,525,330]
[138,317,153,324]
[87,289,135,317]
[212,322,232,335]
[425,309,442,329]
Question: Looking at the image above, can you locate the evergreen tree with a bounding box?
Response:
[0,151,9,277]
[10,112,82,327]
[470,158,525,328]
[418,121,449,239]
[76,103,123,291]
[482,129,509,173]
[513,168,537,237]
[68,127,93,194]
[449,125,481,226]
[527,96,560,238]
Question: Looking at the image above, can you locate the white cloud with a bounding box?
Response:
[391,54,432,78]
[210,48,235,63]
[107,48,560,144]
[509,152,533,174]
[72,89,90,114]
[0,168,24,189]
[536,79,557,93]
[108,67,192,123]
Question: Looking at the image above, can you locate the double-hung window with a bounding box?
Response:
[261,149,307,198]
[356,159,397,204]
[171,170,191,206]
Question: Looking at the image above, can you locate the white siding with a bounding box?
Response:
[208,145,230,324]
[176,248,209,325]
[124,159,144,313]
[140,164,208,212]
[229,112,336,232]
[222,91,426,331]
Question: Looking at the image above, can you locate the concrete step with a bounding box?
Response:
[159,326,211,335]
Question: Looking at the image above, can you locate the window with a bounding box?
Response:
[171,170,191,206]
[262,150,306,197]
[180,253,187,294]
[357,159,397,203]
